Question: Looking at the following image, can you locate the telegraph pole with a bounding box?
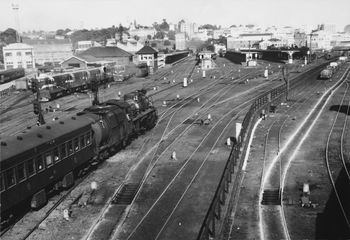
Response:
[282,66,289,101]
[31,78,45,125]
[91,79,99,105]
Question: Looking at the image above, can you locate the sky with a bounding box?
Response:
[0,0,349,32]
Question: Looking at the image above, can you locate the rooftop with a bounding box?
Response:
[77,46,133,58]
[136,45,158,55]
[23,39,71,45]
[3,43,33,50]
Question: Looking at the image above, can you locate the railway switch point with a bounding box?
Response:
[171,151,177,160]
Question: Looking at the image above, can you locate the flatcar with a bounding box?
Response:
[0,68,25,84]
[0,89,157,226]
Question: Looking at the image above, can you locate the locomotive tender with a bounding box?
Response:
[0,89,157,224]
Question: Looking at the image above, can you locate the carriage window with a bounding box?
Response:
[45,153,53,167]
[0,174,4,192]
[86,133,91,145]
[54,148,60,162]
[61,143,67,159]
[74,138,80,151]
[17,163,26,182]
[68,140,73,155]
[27,159,35,176]
[5,168,16,187]
[80,135,86,148]
[36,156,44,172]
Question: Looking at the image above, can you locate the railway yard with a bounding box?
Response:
[1,55,350,240]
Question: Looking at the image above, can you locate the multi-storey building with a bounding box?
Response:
[2,43,35,69]
[175,33,186,50]
[179,21,198,39]
[23,39,73,66]
[74,40,101,53]
[227,33,273,50]
[294,31,307,47]
[310,30,332,50]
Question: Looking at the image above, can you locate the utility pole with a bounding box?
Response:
[91,79,99,105]
[309,33,313,63]
[282,66,289,101]
[31,78,45,125]
[11,3,20,43]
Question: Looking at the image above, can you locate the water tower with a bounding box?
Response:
[12,2,20,42]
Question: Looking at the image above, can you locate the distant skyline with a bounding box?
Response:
[0,0,349,32]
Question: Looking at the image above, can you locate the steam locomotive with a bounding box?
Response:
[0,89,157,225]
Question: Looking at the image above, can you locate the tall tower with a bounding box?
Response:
[12,2,20,42]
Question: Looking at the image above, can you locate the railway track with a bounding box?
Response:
[324,80,350,229]
[225,62,349,240]
[2,58,318,239]
[116,95,252,240]
[82,67,265,239]
[258,72,329,240]
[1,62,261,239]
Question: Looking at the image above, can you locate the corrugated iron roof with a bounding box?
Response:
[136,46,158,55]
[77,46,133,58]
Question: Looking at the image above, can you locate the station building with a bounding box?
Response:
[61,46,133,68]
[2,43,35,70]
[135,45,158,73]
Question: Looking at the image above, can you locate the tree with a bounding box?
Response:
[200,24,219,30]
[147,35,152,40]
[134,35,140,41]
[164,40,171,46]
[153,22,160,32]
[0,28,18,44]
[159,19,169,31]
[56,29,65,36]
[154,31,164,39]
